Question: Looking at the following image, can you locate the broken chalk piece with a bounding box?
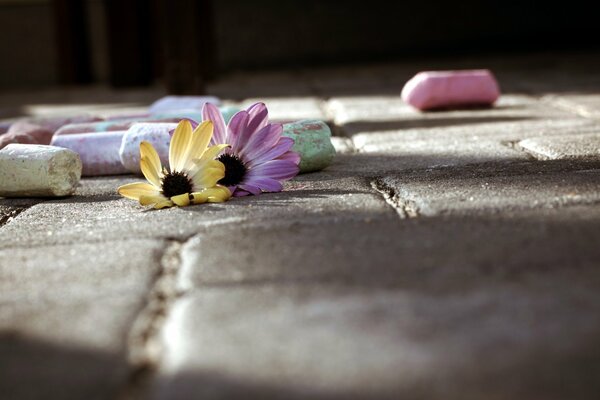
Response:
[282,120,336,173]
[51,131,128,176]
[401,69,500,111]
[0,122,54,150]
[119,123,177,173]
[149,96,221,113]
[0,144,81,197]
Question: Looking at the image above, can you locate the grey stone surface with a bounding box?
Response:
[0,239,164,400]
[156,207,600,400]
[543,94,600,118]
[240,97,327,121]
[519,132,600,160]
[376,160,600,216]
[1,54,600,400]
[0,173,390,249]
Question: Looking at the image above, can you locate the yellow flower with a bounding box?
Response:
[118,120,231,209]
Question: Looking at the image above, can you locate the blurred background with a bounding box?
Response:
[1,0,598,93]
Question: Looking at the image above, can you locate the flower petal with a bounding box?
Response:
[140,141,163,175]
[192,166,226,189]
[171,193,191,207]
[246,137,295,167]
[206,186,232,202]
[118,182,161,200]
[154,199,174,209]
[276,150,301,165]
[139,193,169,206]
[238,102,268,146]
[226,110,249,150]
[189,144,229,177]
[243,177,283,193]
[246,159,300,180]
[182,120,213,171]
[202,103,227,144]
[238,123,282,160]
[237,183,261,195]
[140,156,163,188]
[170,119,193,172]
[190,186,231,204]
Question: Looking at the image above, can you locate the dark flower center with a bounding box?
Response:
[161,171,193,198]
[217,153,247,186]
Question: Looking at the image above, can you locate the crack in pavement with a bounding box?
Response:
[118,240,185,400]
[371,178,420,219]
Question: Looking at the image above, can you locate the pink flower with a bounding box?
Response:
[201,102,300,196]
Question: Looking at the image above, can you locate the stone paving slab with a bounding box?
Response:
[240,97,327,121]
[0,173,390,249]
[519,132,600,160]
[326,94,574,129]
[0,239,165,400]
[542,94,600,119]
[375,160,600,217]
[155,206,600,400]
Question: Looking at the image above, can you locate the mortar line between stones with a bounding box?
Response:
[371,178,420,219]
[117,239,185,400]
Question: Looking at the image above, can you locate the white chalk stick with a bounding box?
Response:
[119,123,176,173]
[0,144,81,197]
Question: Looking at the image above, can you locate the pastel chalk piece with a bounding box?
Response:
[401,69,500,111]
[51,131,128,176]
[152,106,240,124]
[0,144,81,197]
[119,123,177,173]
[282,120,336,173]
[54,118,180,136]
[149,96,221,113]
[0,122,54,150]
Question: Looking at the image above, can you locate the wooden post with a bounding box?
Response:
[157,0,216,94]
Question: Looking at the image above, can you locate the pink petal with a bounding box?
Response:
[243,177,283,193]
[202,103,227,144]
[232,188,251,197]
[239,123,282,160]
[245,102,269,138]
[246,159,300,181]
[237,183,261,195]
[227,110,249,151]
[247,137,295,167]
[276,150,301,165]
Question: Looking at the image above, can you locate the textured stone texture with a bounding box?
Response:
[156,207,600,400]
[519,132,600,160]
[375,160,600,216]
[0,239,164,400]
[1,54,600,400]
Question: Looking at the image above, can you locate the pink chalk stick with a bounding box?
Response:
[50,131,128,176]
[0,122,54,149]
[401,69,500,111]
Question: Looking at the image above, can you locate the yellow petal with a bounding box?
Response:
[192,167,226,189]
[182,121,213,171]
[207,186,231,202]
[190,191,209,204]
[139,193,169,206]
[140,156,162,188]
[189,145,229,177]
[171,193,191,207]
[118,182,161,200]
[190,186,230,204]
[140,141,162,176]
[170,120,192,172]
[154,199,174,209]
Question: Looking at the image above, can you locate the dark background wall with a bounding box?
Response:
[0,0,597,90]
